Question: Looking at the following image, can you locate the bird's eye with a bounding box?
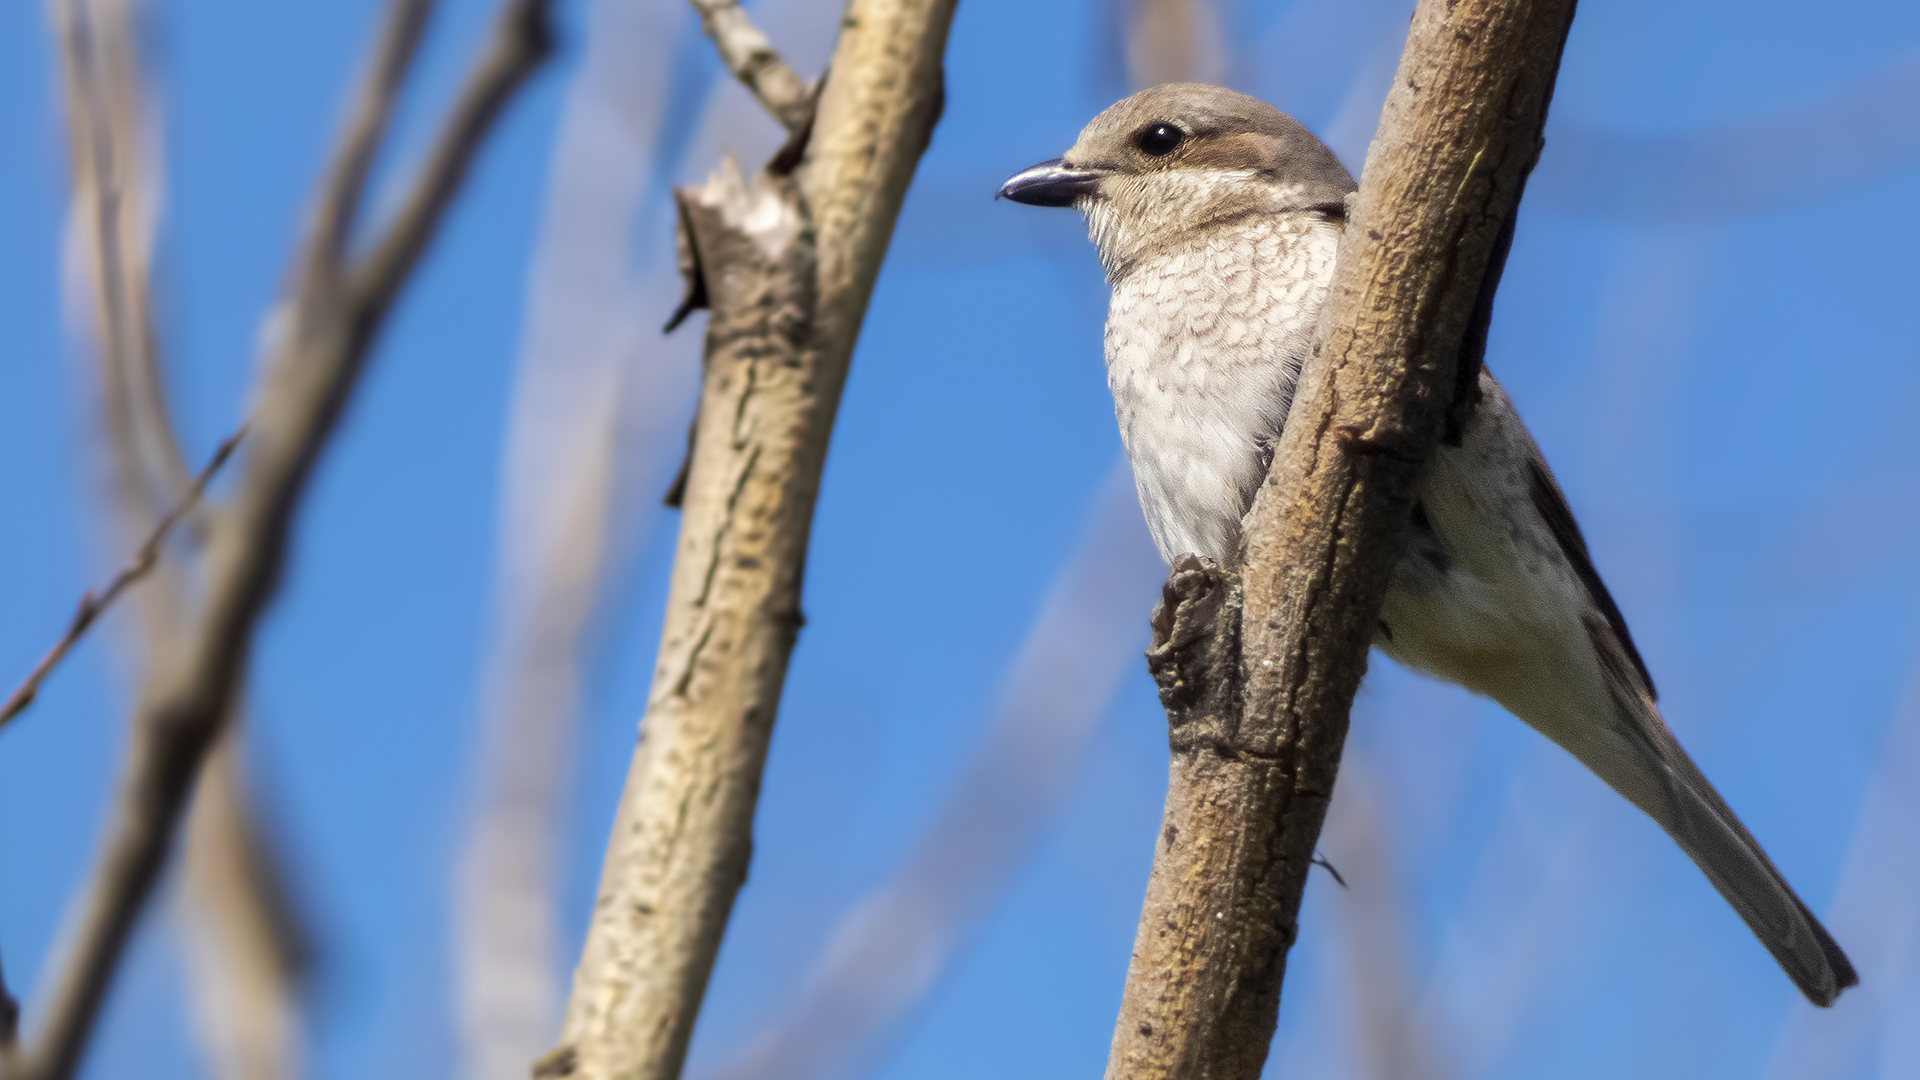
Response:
[1135,122,1185,157]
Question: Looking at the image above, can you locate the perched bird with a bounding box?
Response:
[998,83,1856,1006]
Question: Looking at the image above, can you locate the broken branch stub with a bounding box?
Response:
[545,3,954,1075]
[538,160,817,1080]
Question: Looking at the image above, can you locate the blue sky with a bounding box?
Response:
[2,1,1919,1079]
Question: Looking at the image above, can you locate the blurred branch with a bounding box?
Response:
[52,0,192,512]
[179,737,315,1080]
[50,6,315,1079]
[348,0,552,317]
[0,430,239,732]
[302,0,436,284]
[687,0,814,131]
[3,2,552,1078]
[457,274,630,1080]
[1323,762,1449,1080]
[700,465,1160,1080]
[1101,0,1576,1076]
[539,3,954,1077]
[454,2,699,1077]
[1124,0,1224,89]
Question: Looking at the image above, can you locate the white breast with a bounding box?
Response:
[1103,214,1340,562]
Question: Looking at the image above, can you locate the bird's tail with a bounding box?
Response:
[1585,632,1858,1006]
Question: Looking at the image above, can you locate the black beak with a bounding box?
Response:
[996,157,1106,207]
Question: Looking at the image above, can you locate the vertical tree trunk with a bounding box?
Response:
[1103,1,1580,1076]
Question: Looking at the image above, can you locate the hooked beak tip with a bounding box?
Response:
[997,157,1104,208]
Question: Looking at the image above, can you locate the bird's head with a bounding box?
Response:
[998,83,1355,279]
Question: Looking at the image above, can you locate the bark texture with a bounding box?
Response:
[1102,1,1579,1077]
[539,3,953,1078]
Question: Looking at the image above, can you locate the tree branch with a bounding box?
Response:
[1,3,551,1078]
[0,430,242,732]
[305,0,436,277]
[685,0,814,131]
[348,0,554,317]
[698,465,1161,1080]
[49,8,316,1079]
[453,5,701,1072]
[51,0,195,516]
[540,3,954,1078]
[1102,1,1579,1076]
[178,734,314,1080]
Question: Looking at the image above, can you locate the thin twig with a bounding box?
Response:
[1311,851,1347,889]
[685,0,814,131]
[1,3,551,1078]
[0,430,243,732]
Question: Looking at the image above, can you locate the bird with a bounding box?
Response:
[997,83,1856,1007]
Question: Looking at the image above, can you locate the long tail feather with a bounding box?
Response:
[1589,626,1858,1006]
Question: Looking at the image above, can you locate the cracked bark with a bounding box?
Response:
[1102,1,1579,1077]
[539,2,954,1077]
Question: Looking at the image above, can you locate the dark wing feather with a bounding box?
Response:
[1524,455,1658,700]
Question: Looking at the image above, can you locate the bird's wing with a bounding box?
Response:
[1521,452,1658,700]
